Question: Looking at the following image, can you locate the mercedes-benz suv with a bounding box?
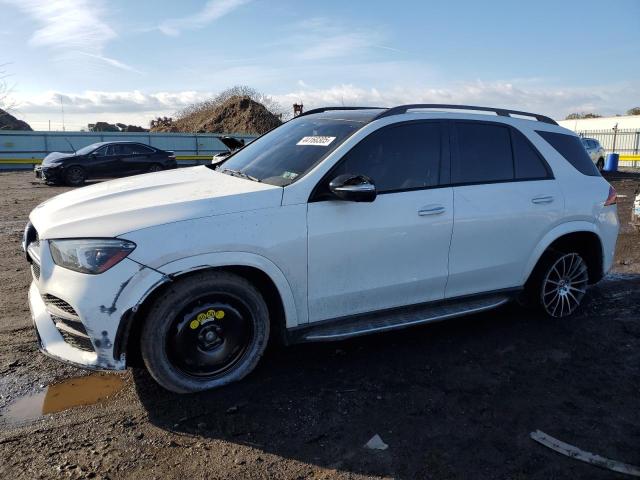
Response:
[23,104,619,393]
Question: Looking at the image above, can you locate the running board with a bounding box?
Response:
[292,293,513,343]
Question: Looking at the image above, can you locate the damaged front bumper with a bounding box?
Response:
[34,165,63,183]
[26,241,166,370]
[28,282,114,370]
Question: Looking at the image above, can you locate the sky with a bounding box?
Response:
[0,0,638,131]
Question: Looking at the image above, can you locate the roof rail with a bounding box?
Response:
[373,104,558,125]
[298,106,385,117]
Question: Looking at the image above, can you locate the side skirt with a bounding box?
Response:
[288,289,520,343]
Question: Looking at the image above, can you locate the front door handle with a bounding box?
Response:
[418,205,445,216]
[532,195,554,205]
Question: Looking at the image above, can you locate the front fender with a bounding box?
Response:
[521,221,600,284]
[156,251,301,328]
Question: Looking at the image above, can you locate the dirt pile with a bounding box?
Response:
[150,96,282,134]
[0,108,32,130]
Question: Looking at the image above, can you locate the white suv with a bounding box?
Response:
[23,104,619,393]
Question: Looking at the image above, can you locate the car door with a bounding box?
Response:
[445,121,564,299]
[129,144,156,172]
[306,121,454,323]
[111,144,141,176]
[90,144,121,177]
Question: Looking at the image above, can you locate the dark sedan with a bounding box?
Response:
[35,141,177,186]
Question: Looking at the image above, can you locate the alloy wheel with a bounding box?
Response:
[66,167,85,184]
[541,253,588,318]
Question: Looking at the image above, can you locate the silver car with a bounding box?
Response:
[580,137,606,171]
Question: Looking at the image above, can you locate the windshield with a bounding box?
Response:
[216,117,366,186]
[76,143,104,155]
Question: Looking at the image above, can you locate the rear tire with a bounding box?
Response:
[597,158,605,171]
[140,271,270,393]
[64,166,87,186]
[147,163,163,173]
[524,250,589,318]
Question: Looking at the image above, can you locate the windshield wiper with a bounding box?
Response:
[218,167,261,182]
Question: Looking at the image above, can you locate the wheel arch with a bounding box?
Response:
[63,163,87,172]
[121,253,299,367]
[523,222,605,286]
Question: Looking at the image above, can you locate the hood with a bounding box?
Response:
[42,151,76,165]
[30,166,282,239]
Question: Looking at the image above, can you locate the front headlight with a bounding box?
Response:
[49,239,136,274]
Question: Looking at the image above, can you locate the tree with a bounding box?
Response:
[565,112,602,120]
[626,107,640,116]
[0,64,32,130]
[0,65,12,111]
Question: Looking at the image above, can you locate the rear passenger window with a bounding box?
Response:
[132,144,154,154]
[537,131,600,176]
[334,122,442,192]
[512,129,550,179]
[453,122,513,183]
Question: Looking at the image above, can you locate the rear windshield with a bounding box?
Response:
[537,131,600,176]
[214,117,366,186]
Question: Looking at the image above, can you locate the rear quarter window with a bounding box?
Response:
[536,131,600,176]
[512,129,551,180]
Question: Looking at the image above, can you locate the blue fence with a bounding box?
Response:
[0,131,258,170]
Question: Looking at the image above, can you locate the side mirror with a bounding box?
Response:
[329,173,376,202]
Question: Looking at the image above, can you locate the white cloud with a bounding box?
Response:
[2,0,115,50]
[16,90,205,114]
[275,81,639,119]
[276,17,386,61]
[77,53,144,75]
[11,80,639,131]
[0,0,137,72]
[158,0,251,36]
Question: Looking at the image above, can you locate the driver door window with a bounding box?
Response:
[93,146,109,156]
[329,121,443,193]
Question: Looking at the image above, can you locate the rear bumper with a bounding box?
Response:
[598,205,619,275]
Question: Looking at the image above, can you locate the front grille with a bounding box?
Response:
[31,263,40,280]
[57,328,94,352]
[43,294,78,317]
[51,314,88,336]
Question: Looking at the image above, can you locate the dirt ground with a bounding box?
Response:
[0,170,638,480]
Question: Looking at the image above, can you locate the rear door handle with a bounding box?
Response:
[418,205,445,216]
[532,195,554,205]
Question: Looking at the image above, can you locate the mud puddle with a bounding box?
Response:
[1,373,125,424]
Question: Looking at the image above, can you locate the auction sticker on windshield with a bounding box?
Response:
[297,136,336,147]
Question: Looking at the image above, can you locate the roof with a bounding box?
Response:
[299,104,557,125]
[298,108,384,123]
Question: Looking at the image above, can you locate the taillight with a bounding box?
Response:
[604,185,617,206]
